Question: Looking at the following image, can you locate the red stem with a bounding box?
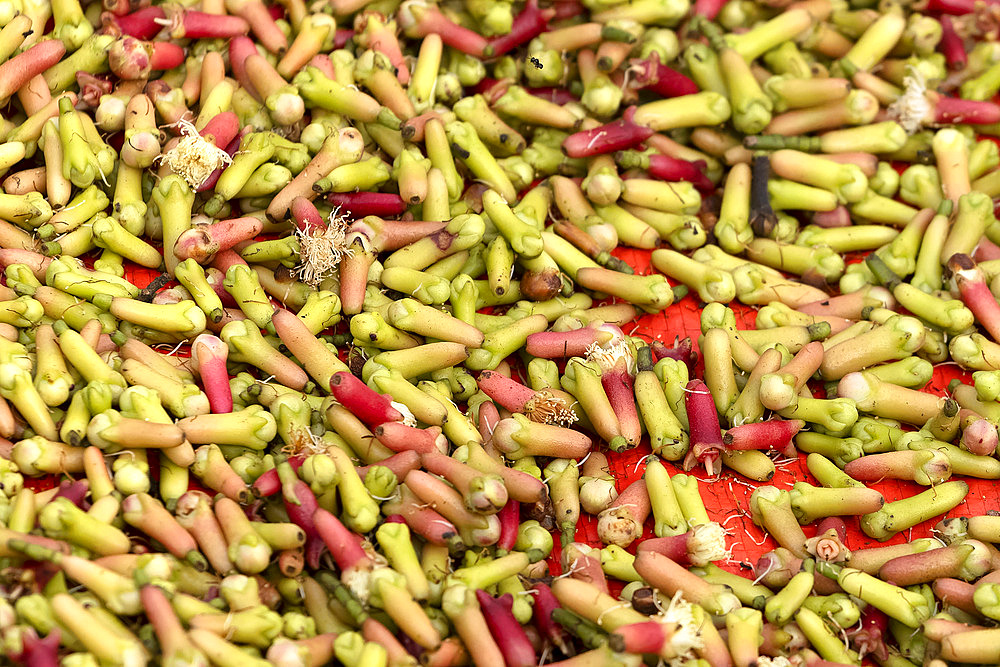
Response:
[693,0,729,18]
[404,469,498,539]
[192,334,233,414]
[939,16,967,70]
[551,0,584,20]
[975,237,1000,262]
[636,533,696,567]
[488,0,555,56]
[228,36,260,95]
[934,96,1000,125]
[605,478,652,528]
[495,499,520,552]
[313,507,372,573]
[646,154,715,192]
[723,420,805,451]
[104,0,148,16]
[51,479,90,509]
[843,451,934,483]
[0,249,51,280]
[245,54,288,102]
[96,334,117,356]
[108,6,166,39]
[476,78,510,103]
[610,622,669,655]
[291,196,326,235]
[150,41,185,70]
[357,450,422,483]
[179,9,255,41]
[475,591,536,667]
[477,399,501,442]
[198,127,251,193]
[477,370,536,412]
[308,54,337,80]
[382,488,461,547]
[401,110,447,141]
[525,86,579,105]
[931,577,980,617]
[563,107,655,159]
[13,628,60,667]
[530,582,572,655]
[879,541,984,585]
[812,206,853,228]
[373,422,447,455]
[628,55,700,98]
[350,219,449,252]
[917,0,975,14]
[199,111,241,148]
[847,605,889,662]
[334,29,354,49]
[683,379,725,474]
[563,545,608,593]
[252,456,305,497]
[601,364,641,448]
[327,192,407,218]
[525,327,602,358]
[173,491,233,573]
[402,3,492,57]
[952,255,1000,341]
[277,462,325,569]
[141,585,187,660]
[176,216,264,263]
[798,293,883,319]
[816,516,848,543]
[360,21,408,85]
[0,40,66,101]
[122,494,201,562]
[361,619,414,667]
[329,371,404,428]
[205,266,242,307]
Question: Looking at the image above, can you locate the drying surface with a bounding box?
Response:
[583,247,988,578]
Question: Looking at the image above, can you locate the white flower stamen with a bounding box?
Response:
[293,208,354,287]
[686,521,731,566]
[280,430,330,457]
[524,390,578,427]
[756,657,793,667]
[585,340,636,375]
[391,401,418,427]
[158,118,233,189]
[658,592,703,665]
[887,66,932,134]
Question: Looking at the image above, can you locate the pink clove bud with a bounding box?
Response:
[192,334,232,414]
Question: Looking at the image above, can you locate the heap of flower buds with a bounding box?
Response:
[2,0,1000,664]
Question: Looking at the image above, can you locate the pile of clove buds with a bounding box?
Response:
[5,0,1000,663]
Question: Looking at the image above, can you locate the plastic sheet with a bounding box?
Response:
[585,247,986,578]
